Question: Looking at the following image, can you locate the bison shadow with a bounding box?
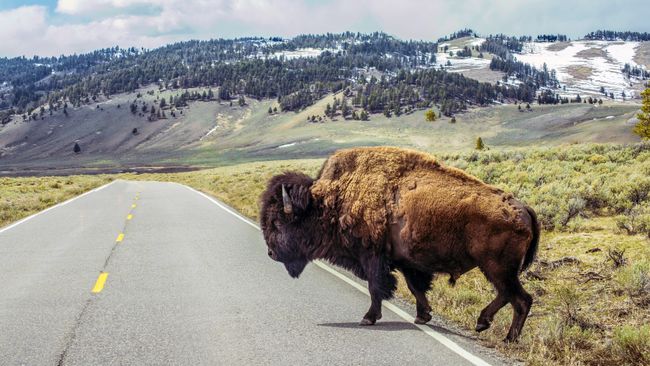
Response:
[317,321,471,339]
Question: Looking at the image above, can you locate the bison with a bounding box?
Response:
[260,147,539,342]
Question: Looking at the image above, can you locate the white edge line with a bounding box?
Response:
[0,180,118,234]
[180,184,260,230]
[183,182,492,366]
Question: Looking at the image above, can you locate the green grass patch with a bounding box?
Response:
[0,175,113,228]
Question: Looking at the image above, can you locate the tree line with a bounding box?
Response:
[584,30,650,41]
[1,31,563,120]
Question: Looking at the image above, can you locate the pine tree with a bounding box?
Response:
[268,107,273,114]
[73,142,81,154]
[475,137,484,150]
[341,99,350,118]
[633,88,650,140]
[360,110,369,121]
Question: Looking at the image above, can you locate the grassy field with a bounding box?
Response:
[2,144,649,365]
[120,143,650,366]
[0,175,113,228]
[0,84,642,172]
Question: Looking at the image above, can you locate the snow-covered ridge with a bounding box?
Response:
[515,40,646,98]
[434,37,490,73]
[268,47,338,60]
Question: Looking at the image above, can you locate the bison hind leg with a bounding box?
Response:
[478,261,532,342]
[476,294,507,332]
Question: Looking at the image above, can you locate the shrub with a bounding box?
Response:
[611,325,650,365]
[616,203,650,236]
[615,261,650,304]
[424,109,437,122]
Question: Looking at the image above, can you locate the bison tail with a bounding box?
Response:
[521,205,540,272]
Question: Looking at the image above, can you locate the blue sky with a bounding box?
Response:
[0,0,648,57]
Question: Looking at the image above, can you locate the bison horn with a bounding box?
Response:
[282,184,293,214]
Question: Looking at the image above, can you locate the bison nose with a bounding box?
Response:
[268,249,274,258]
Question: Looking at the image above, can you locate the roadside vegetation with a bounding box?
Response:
[2,143,649,365]
[123,143,650,365]
[0,175,112,228]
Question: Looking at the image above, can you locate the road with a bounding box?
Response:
[0,180,505,365]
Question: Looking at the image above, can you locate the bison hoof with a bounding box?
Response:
[414,314,432,324]
[475,320,491,333]
[359,318,376,326]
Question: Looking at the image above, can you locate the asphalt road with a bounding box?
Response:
[0,180,506,365]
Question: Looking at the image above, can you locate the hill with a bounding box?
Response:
[0,85,641,174]
[0,30,647,173]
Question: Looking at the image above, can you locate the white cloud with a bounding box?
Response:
[56,0,162,15]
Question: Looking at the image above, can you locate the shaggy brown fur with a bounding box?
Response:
[312,147,528,246]
[260,146,540,342]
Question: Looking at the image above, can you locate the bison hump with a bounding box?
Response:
[311,147,441,244]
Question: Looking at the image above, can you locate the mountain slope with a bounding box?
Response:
[0,85,641,174]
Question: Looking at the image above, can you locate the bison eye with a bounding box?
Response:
[268,249,274,258]
[273,220,281,228]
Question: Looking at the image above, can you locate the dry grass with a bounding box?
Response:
[566,65,595,81]
[0,175,113,228]
[397,222,649,365]
[633,42,650,69]
[547,42,572,52]
[576,48,609,60]
[121,159,324,220]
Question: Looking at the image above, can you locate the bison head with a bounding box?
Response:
[260,172,315,278]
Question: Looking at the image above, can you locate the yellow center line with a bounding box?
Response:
[116,233,124,242]
[127,214,133,220]
[91,272,109,293]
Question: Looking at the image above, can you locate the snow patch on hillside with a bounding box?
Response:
[516,41,643,98]
[269,47,336,60]
[434,37,490,72]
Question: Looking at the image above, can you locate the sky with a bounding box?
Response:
[0,0,648,57]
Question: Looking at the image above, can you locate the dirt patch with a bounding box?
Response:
[566,65,594,80]
[634,42,650,69]
[456,68,505,84]
[576,47,608,59]
[547,42,571,52]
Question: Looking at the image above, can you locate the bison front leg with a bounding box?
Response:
[402,268,433,324]
[359,255,397,326]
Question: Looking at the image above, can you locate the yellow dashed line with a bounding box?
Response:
[91,272,109,293]
[127,214,133,220]
[116,233,124,242]
[131,204,136,208]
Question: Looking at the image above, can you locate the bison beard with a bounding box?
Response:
[284,259,308,278]
[260,147,540,342]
